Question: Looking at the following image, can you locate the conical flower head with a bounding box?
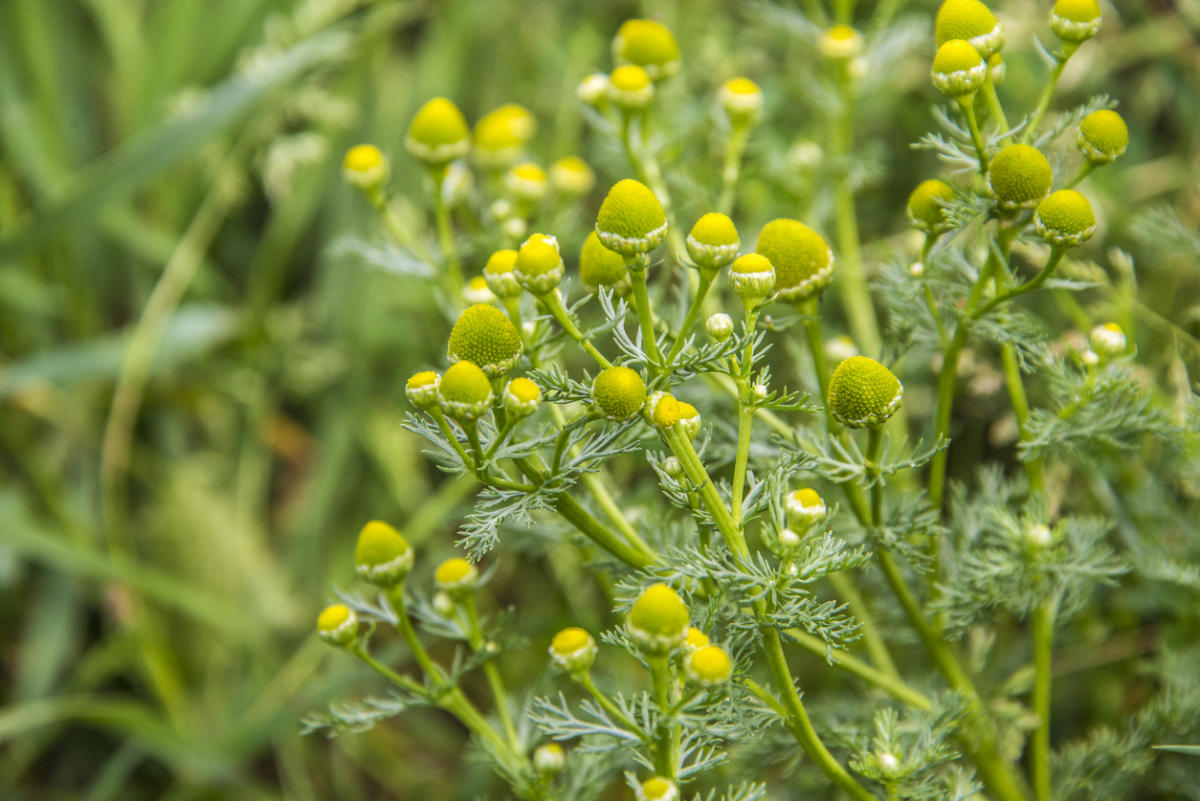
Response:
[1052,0,1102,42]
[755,218,833,301]
[438,361,494,420]
[596,179,668,256]
[514,233,565,295]
[483,249,522,299]
[579,230,630,294]
[687,644,733,686]
[931,39,987,98]
[354,520,413,587]
[686,212,740,271]
[612,19,680,81]
[549,626,597,673]
[627,583,689,654]
[935,0,1005,57]
[907,179,957,235]
[406,97,470,164]
[472,103,536,168]
[448,304,523,377]
[1077,109,1128,164]
[827,356,903,428]
[1034,190,1096,248]
[591,365,646,421]
[728,253,775,300]
[987,144,1053,212]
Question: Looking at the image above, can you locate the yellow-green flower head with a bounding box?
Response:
[579,230,631,294]
[706,312,734,342]
[820,24,865,60]
[684,626,710,652]
[1051,0,1102,43]
[935,0,1005,58]
[354,520,413,587]
[644,391,680,429]
[472,103,536,169]
[448,304,523,377]
[718,77,763,127]
[613,19,681,81]
[438,361,495,420]
[596,179,668,256]
[638,777,680,801]
[907,179,957,235]
[785,487,828,530]
[316,604,358,647]
[577,72,611,106]
[627,583,690,654]
[1077,109,1128,164]
[687,644,733,687]
[676,401,701,440]
[505,161,549,202]
[686,212,740,271]
[728,253,776,299]
[988,53,1006,84]
[483,249,522,299]
[756,219,834,301]
[533,743,565,775]
[608,65,655,111]
[463,276,496,306]
[931,39,987,98]
[406,370,441,410]
[406,97,470,165]
[503,377,542,419]
[549,626,597,673]
[342,144,389,191]
[434,557,478,594]
[827,356,904,428]
[514,233,565,295]
[591,365,646,421]
[987,144,1053,212]
[1089,322,1127,358]
[550,156,596,196]
[1034,189,1096,248]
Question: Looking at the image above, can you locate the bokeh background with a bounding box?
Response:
[1,0,1197,799]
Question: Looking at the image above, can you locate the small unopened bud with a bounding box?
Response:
[533,743,566,775]
[1089,322,1126,359]
[706,312,734,342]
[663,456,683,479]
[549,626,598,674]
[785,488,828,530]
[316,604,358,647]
[638,777,680,801]
[1026,523,1052,548]
[435,557,479,595]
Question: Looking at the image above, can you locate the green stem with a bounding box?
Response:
[539,291,612,368]
[388,586,446,683]
[629,258,664,372]
[867,427,884,525]
[959,95,990,172]
[650,654,677,778]
[1000,343,1046,492]
[1025,43,1078,143]
[800,296,840,435]
[350,644,427,697]
[826,572,901,680]
[730,304,760,530]
[430,409,475,470]
[834,0,855,24]
[718,125,751,215]
[430,165,463,301]
[663,426,745,559]
[528,470,656,569]
[463,596,520,749]
[579,672,647,737]
[785,627,928,708]
[664,271,715,366]
[1065,161,1095,189]
[1031,599,1056,801]
[982,76,1011,142]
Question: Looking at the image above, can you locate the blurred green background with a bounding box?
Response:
[0,0,1197,799]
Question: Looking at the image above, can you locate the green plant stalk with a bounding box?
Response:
[835,0,856,24]
[1031,598,1057,801]
[664,271,715,366]
[1065,161,1096,189]
[578,672,647,737]
[629,258,665,372]
[730,303,760,529]
[430,165,464,301]
[650,654,678,778]
[539,291,612,368]
[867,426,884,524]
[982,76,1011,143]
[959,95,990,172]
[786,628,929,708]
[999,343,1046,492]
[718,124,751,215]
[462,595,520,750]
[800,296,841,435]
[919,236,950,348]
[826,572,901,679]
[350,644,427,698]
[1025,42,1079,142]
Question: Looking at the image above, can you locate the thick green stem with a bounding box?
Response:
[959,95,990,172]
[982,76,1011,142]
[1000,343,1046,492]
[800,296,841,436]
[554,488,656,569]
[650,654,677,778]
[629,260,664,372]
[718,125,751,215]
[431,166,463,301]
[867,426,884,525]
[1025,43,1078,142]
[1031,599,1056,801]
[826,572,900,680]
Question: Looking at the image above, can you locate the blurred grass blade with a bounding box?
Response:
[1152,745,1200,755]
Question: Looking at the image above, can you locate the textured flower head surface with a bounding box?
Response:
[514,233,565,295]
[472,103,536,168]
[484,249,523,299]
[612,19,680,80]
[728,252,776,299]
[627,583,690,654]
[684,626,710,652]
[987,144,1053,212]
[676,401,701,440]
[342,144,389,190]
[686,212,740,271]
[549,626,597,673]
[503,377,542,418]
[819,24,864,60]
[785,487,828,529]
[638,777,680,801]
[354,520,414,587]
[645,391,681,429]
[931,39,987,98]
[580,230,631,293]
[591,365,647,421]
[755,218,833,301]
[827,355,904,428]
[608,64,655,110]
[718,78,763,126]
[317,604,358,646]
[1035,189,1096,248]
[406,370,441,410]
[1051,0,1102,42]
[434,557,479,593]
[596,179,668,256]
[550,156,595,196]
[687,644,733,686]
[438,361,495,420]
[1077,109,1128,164]
[907,179,957,235]
[934,0,1005,57]
[447,304,523,377]
[406,97,470,164]
[505,162,549,202]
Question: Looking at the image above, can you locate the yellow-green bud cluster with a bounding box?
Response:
[472,103,536,169]
[316,604,358,647]
[756,218,834,301]
[448,304,523,377]
[827,356,904,428]
[434,557,478,594]
[608,65,655,110]
[931,39,987,98]
[406,97,470,165]
[503,377,542,418]
[728,253,776,300]
[549,626,597,673]
[596,179,668,257]
[406,370,441,410]
[354,520,413,587]
[579,231,631,294]
[1034,189,1096,248]
[627,583,690,655]
[514,233,565,295]
[342,144,390,192]
[718,78,763,127]
[686,213,740,272]
[612,19,680,81]
[1077,110,1128,164]
[645,391,680,429]
[1051,0,1102,43]
[550,156,595,196]
[907,179,957,235]
[987,144,1053,212]
[484,249,523,299]
[934,0,1005,58]
[684,627,710,652]
[438,361,494,420]
[591,365,647,421]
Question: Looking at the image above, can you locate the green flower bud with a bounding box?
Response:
[1034,189,1096,248]
[316,604,358,647]
[931,39,987,98]
[533,743,566,775]
[718,78,763,127]
[577,72,610,105]
[1077,109,1128,164]
[627,583,689,654]
[514,233,566,295]
[342,144,390,193]
[687,644,733,687]
[728,253,776,300]
[434,557,478,594]
[549,626,597,673]
[684,626,710,652]
[463,276,496,305]
[1051,0,1101,43]
[406,97,470,165]
[776,527,803,551]
[987,144,1053,212]
[935,0,1005,58]
[638,777,680,801]
[608,64,655,111]
[645,391,680,429]
[706,312,734,341]
[663,456,683,478]
[907,179,957,235]
[827,355,904,428]
[438,361,495,420]
[686,213,740,272]
[406,370,441,410]
[755,218,834,301]
[579,231,631,294]
[1089,322,1126,359]
[550,156,596,196]
[472,103,536,169]
[1025,523,1053,548]
[505,162,549,202]
[785,487,828,530]
[484,249,523,299]
[354,520,413,587]
[612,19,680,81]
[820,24,865,60]
[676,401,701,440]
[596,179,668,257]
[591,365,647,421]
[503,377,542,418]
[448,304,524,377]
